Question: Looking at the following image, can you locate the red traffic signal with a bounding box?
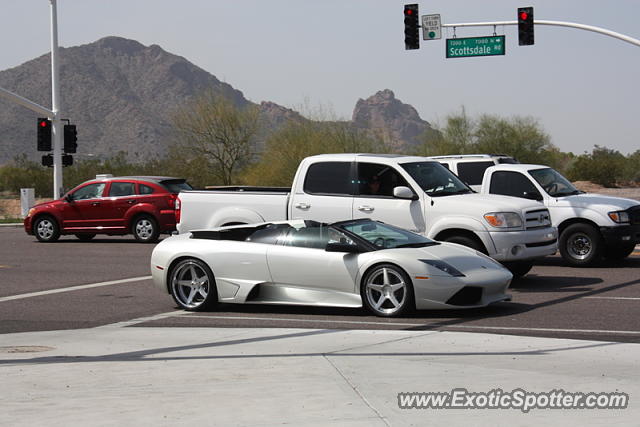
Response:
[518,7,534,46]
[404,4,419,50]
[37,118,52,151]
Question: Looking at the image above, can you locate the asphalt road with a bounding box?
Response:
[1,226,639,342]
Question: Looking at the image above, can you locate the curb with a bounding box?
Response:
[0,223,23,228]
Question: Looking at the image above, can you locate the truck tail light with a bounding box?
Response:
[174,196,181,224]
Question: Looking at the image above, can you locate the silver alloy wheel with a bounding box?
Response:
[135,218,154,240]
[364,267,407,315]
[567,232,592,260]
[171,261,210,309]
[36,219,55,240]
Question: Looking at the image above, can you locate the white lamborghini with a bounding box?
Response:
[151,219,513,317]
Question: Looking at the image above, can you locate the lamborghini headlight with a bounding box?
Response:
[420,259,465,277]
[608,210,629,224]
[484,212,523,228]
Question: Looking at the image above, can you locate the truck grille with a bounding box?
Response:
[629,206,640,225]
[524,208,551,229]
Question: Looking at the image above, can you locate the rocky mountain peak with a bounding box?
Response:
[352,89,435,152]
[92,36,146,55]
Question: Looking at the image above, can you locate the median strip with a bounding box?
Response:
[178,314,640,335]
[0,276,152,302]
[175,314,640,336]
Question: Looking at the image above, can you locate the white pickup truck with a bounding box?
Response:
[176,154,558,276]
[480,163,640,266]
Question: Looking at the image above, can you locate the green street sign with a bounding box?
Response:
[446,35,505,58]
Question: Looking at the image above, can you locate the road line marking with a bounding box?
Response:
[584,296,640,301]
[178,314,640,335]
[0,276,152,302]
[96,310,185,328]
[445,325,640,335]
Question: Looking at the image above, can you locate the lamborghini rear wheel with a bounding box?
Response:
[169,258,218,311]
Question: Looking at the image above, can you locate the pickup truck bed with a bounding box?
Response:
[177,188,291,233]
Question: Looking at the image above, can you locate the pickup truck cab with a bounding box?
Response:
[427,154,518,191]
[177,154,558,277]
[481,163,640,266]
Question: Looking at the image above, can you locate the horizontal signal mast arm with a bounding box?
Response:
[0,87,54,116]
[441,20,640,48]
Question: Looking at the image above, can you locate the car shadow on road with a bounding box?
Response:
[534,255,640,269]
[509,275,602,292]
[33,237,166,244]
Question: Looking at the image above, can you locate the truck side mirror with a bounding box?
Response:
[393,186,418,200]
[523,191,543,201]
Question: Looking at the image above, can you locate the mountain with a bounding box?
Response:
[352,89,438,152]
[0,36,435,165]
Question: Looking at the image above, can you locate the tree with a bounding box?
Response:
[172,92,260,185]
[415,107,473,156]
[415,108,555,164]
[567,145,627,187]
[474,115,552,163]
[241,119,388,186]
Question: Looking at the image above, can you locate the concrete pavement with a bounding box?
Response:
[0,325,638,426]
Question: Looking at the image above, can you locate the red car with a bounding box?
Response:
[24,176,191,243]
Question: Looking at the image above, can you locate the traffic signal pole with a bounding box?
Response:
[441,20,640,48]
[0,0,64,199]
[50,0,63,199]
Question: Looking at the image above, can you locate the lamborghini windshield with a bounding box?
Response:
[401,162,472,197]
[337,220,437,249]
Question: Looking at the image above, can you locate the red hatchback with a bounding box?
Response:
[24,176,191,243]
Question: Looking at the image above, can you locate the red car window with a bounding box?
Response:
[70,183,106,201]
[138,184,155,195]
[109,182,136,197]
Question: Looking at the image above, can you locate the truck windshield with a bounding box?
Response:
[400,162,472,197]
[529,168,582,197]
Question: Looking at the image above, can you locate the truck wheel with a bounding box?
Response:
[559,223,603,267]
[604,243,636,260]
[132,215,159,243]
[442,235,486,254]
[33,216,60,242]
[502,261,533,278]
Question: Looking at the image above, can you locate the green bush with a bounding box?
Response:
[566,146,628,187]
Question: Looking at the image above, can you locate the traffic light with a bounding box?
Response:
[41,154,53,167]
[62,154,73,167]
[64,124,77,153]
[404,4,419,50]
[37,118,52,151]
[518,7,534,46]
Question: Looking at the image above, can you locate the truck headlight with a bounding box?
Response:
[483,212,523,228]
[608,210,629,223]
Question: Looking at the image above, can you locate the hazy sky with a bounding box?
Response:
[1,0,639,155]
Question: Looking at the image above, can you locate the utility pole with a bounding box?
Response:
[0,0,64,199]
[50,0,63,199]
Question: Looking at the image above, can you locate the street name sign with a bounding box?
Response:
[422,14,441,40]
[446,35,505,58]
